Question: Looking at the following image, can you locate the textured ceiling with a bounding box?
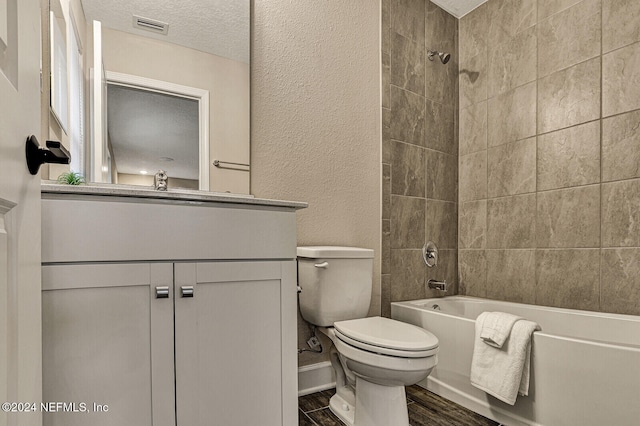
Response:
[431,0,487,18]
[81,0,249,63]
[107,85,200,180]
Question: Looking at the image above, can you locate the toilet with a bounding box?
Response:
[297,246,439,426]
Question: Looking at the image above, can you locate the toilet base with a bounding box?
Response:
[329,378,410,426]
[354,376,410,426]
[329,392,355,425]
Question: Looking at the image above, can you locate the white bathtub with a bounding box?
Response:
[392,296,640,426]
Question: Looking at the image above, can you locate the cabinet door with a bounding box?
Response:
[174,261,297,426]
[42,263,175,426]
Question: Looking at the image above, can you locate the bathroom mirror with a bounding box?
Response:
[46,0,250,193]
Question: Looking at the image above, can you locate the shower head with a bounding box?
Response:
[428,50,451,64]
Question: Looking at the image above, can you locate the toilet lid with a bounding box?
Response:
[334,317,438,354]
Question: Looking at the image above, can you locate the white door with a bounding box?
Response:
[0,0,43,425]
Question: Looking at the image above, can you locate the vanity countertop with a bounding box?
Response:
[41,182,308,210]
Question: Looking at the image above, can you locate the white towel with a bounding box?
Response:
[480,311,522,348]
[470,312,540,405]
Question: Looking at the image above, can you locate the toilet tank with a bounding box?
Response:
[297,246,374,327]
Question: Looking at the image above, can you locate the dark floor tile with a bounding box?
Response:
[307,407,343,426]
[409,402,457,426]
[298,389,335,412]
[407,385,498,426]
[299,385,498,426]
[299,409,318,426]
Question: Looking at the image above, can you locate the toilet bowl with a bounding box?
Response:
[297,246,439,425]
[318,317,438,426]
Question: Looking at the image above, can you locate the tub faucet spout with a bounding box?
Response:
[428,279,447,292]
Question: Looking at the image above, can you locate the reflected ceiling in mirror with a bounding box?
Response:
[107,84,199,181]
[81,0,249,63]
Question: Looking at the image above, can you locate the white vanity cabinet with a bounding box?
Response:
[41,187,305,426]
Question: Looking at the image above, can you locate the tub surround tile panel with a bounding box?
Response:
[426,150,458,202]
[392,141,426,197]
[382,53,390,109]
[426,1,458,58]
[390,86,426,147]
[537,121,601,191]
[486,250,536,304]
[536,185,601,248]
[458,250,487,297]
[390,249,427,302]
[425,56,459,107]
[382,108,392,164]
[602,179,640,247]
[427,200,457,249]
[382,219,391,274]
[390,0,425,45]
[459,200,487,249]
[459,150,487,202]
[603,42,640,117]
[602,0,640,53]
[537,0,601,78]
[382,0,390,54]
[426,249,458,297]
[381,274,391,318]
[535,249,600,310]
[487,137,536,198]
[459,52,488,109]
[538,58,601,134]
[382,0,457,316]
[459,3,487,63]
[487,0,537,49]
[601,249,640,315]
[538,0,583,20]
[457,0,640,316]
[391,195,425,249]
[391,33,426,96]
[460,102,488,155]
[487,194,537,248]
[382,164,391,219]
[487,82,537,147]
[425,100,456,155]
[602,110,640,182]
[488,27,537,97]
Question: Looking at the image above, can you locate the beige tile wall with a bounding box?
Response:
[458,0,640,315]
[381,0,459,317]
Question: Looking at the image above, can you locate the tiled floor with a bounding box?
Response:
[298,385,498,426]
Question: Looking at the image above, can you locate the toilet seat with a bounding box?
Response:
[334,317,438,358]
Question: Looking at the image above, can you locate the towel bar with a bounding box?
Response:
[213,160,250,171]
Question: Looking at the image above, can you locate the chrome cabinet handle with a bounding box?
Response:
[181,286,194,298]
[155,286,169,299]
[314,262,329,268]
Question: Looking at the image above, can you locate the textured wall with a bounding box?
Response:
[251,1,381,365]
[458,0,640,315]
[381,0,459,316]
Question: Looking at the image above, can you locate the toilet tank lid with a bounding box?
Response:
[297,246,374,259]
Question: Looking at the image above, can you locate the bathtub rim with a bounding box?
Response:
[392,295,640,351]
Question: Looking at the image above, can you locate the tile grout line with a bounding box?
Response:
[303,406,330,415]
[599,0,604,312]
[299,408,320,426]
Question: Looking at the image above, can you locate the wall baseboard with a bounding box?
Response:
[298,361,335,396]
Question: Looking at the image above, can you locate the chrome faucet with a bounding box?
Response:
[428,279,447,292]
[154,170,168,191]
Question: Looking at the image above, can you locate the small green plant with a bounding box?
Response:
[57,171,86,185]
